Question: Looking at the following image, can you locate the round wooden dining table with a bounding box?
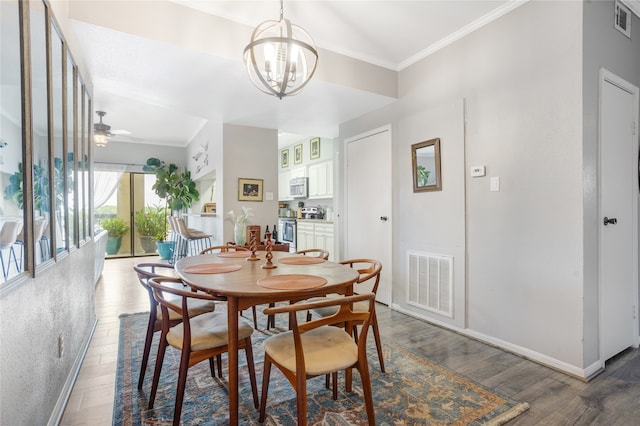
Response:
[175,250,359,425]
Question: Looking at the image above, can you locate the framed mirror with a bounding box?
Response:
[411,138,441,192]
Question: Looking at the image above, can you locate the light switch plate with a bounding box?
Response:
[470,166,486,177]
[490,176,500,192]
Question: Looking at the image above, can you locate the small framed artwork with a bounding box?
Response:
[238,178,264,201]
[294,144,302,164]
[310,137,320,159]
[203,203,216,213]
[281,149,289,168]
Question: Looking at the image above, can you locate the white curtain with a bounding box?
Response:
[93,170,124,209]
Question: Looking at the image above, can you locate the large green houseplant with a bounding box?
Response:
[101,217,129,255]
[143,157,200,260]
[134,205,167,253]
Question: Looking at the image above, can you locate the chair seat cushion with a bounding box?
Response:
[156,297,216,321]
[167,312,253,351]
[264,326,358,376]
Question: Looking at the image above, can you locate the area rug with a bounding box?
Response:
[113,311,529,425]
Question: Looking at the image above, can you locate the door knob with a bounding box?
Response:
[380,216,388,222]
[603,217,618,225]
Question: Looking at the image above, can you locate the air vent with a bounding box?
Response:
[408,251,453,318]
[615,0,631,38]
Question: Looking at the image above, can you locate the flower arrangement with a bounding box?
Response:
[226,207,253,224]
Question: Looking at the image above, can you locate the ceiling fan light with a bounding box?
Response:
[244,1,318,99]
[94,132,109,147]
[94,110,112,147]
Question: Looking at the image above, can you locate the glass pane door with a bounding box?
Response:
[94,170,163,258]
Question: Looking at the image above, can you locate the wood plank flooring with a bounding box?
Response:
[60,256,640,425]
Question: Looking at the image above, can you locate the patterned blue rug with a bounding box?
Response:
[113,310,528,425]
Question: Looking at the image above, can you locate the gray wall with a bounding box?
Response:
[222,124,279,243]
[581,0,640,366]
[0,244,97,425]
[93,140,187,170]
[340,1,591,374]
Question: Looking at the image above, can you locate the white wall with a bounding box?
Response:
[340,1,587,374]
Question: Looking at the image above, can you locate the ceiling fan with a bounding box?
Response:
[93,110,141,147]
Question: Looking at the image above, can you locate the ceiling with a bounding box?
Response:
[68,0,523,148]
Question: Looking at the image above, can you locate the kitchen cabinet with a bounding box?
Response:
[308,160,333,199]
[278,170,291,201]
[278,166,307,201]
[296,221,334,260]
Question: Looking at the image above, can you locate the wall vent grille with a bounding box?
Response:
[615,0,632,38]
[408,251,454,318]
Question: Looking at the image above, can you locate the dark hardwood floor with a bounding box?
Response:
[60,256,640,425]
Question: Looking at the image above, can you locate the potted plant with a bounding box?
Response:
[143,158,200,260]
[101,217,129,255]
[134,205,167,253]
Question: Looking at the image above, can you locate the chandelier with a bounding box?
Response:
[93,111,111,147]
[244,0,318,99]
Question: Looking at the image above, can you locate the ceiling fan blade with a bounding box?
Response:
[110,129,132,135]
[110,134,144,142]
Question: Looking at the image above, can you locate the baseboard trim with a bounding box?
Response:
[391,303,593,380]
[47,317,98,426]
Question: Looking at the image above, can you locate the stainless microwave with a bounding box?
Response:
[289,177,308,198]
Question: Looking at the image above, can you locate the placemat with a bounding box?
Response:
[217,251,251,258]
[257,274,328,290]
[278,256,326,265]
[183,263,242,274]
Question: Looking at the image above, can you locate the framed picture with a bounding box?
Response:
[238,178,264,201]
[281,149,289,168]
[203,202,216,213]
[294,144,302,164]
[310,137,320,159]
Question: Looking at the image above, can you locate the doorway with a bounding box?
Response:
[599,69,639,362]
[345,126,393,304]
[94,170,163,257]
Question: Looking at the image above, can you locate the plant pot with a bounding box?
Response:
[139,236,157,253]
[106,236,122,255]
[156,241,175,260]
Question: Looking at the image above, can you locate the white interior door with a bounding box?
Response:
[345,127,392,305]
[599,69,639,362]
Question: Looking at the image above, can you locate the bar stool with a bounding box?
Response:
[0,221,22,280]
[174,217,212,259]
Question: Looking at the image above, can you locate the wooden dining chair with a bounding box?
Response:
[198,245,258,328]
[306,259,385,373]
[295,248,329,260]
[259,293,376,426]
[265,248,330,330]
[133,263,216,389]
[200,245,250,255]
[148,276,259,426]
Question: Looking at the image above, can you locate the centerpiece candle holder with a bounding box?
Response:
[261,232,276,269]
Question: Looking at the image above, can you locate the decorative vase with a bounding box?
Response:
[139,236,157,253]
[105,236,122,255]
[234,222,247,246]
[156,241,175,260]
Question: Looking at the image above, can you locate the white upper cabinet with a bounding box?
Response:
[308,160,333,199]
